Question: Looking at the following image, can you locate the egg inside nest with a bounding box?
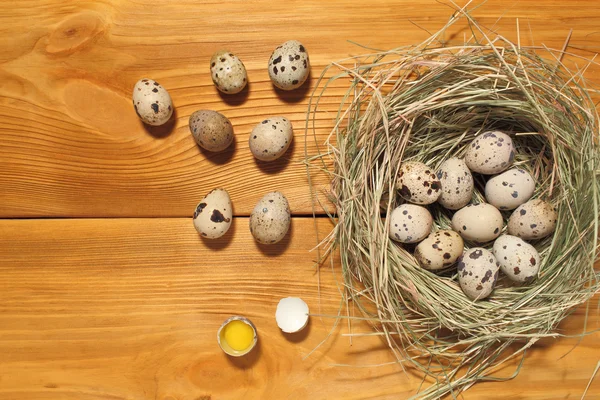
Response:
[387,127,558,301]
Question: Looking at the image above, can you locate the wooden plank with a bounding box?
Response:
[0,218,598,399]
[1,0,599,217]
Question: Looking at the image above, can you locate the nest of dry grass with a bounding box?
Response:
[306,9,600,399]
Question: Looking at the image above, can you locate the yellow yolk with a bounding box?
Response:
[222,320,254,351]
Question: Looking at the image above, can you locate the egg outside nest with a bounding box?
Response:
[210,50,248,95]
[249,117,294,162]
[217,316,258,357]
[268,40,310,91]
[189,110,234,153]
[249,192,291,245]
[193,188,233,239]
[132,78,173,126]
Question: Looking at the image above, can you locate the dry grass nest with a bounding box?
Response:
[305,10,600,399]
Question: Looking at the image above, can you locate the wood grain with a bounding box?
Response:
[0,218,598,400]
[1,0,600,217]
[1,1,600,399]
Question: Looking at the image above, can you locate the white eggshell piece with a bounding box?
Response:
[189,110,234,152]
[276,297,309,333]
[268,40,310,90]
[485,168,535,210]
[250,192,291,244]
[249,117,293,161]
[193,188,232,239]
[451,203,503,243]
[210,50,248,94]
[436,157,474,210]
[465,131,514,174]
[397,161,442,205]
[389,204,433,244]
[493,235,540,283]
[457,248,500,300]
[507,199,557,240]
[132,78,173,126]
[415,230,464,271]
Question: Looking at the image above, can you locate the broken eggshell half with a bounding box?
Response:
[276,297,309,333]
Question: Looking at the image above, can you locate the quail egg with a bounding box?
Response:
[250,192,291,244]
[465,131,514,174]
[457,248,500,300]
[485,168,535,210]
[414,230,464,271]
[210,50,248,94]
[493,235,540,283]
[436,157,474,210]
[268,40,310,90]
[388,204,433,244]
[397,161,442,205]
[193,188,232,239]
[507,199,557,240]
[249,117,293,161]
[132,78,173,126]
[451,203,503,243]
[189,110,234,152]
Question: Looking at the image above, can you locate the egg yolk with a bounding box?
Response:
[222,320,254,352]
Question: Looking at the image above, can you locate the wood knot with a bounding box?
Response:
[46,11,106,55]
[64,28,79,37]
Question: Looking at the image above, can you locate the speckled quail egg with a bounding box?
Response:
[507,199,557,240]
[436,157,474,210]
[493,235,540,283]
[250,192,291,244]
[414,230,464,271]
[457,248,500,300]
[389,204,433,244]
[397,162,442,205]
[132,78,173,126]
[268,40,310,90]
[451,203,503,243]
[485,168,535,210]
[465,131,515,174]
[210,50,248,94]
[249,117,293,161]
[189,110,234,152]
[193,188,232,239]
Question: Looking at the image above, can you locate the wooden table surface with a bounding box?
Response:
[1,1,599,399]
